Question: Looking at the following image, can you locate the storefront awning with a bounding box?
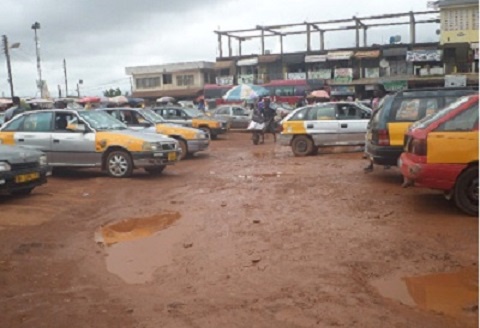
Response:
[214,60,234,69]
[237,57,258,66]
[305,55,327,63]
[283,54,305,64]
[354,50,380,59]
[383,47,408,57]
[258,54,281,64]
[327,51,353,61]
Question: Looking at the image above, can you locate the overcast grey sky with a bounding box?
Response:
[0,0,439,98]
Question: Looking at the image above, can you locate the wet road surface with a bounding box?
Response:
[0,132,478,327]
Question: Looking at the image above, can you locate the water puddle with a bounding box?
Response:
[95,212,182,284]
[372,268,478,317]
[237,172,288,180]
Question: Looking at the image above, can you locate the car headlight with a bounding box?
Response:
[0,162,11,172]
[38,155,48,166]
[196,132,206,139]
[142,142,157,151]
[214,122,221,128]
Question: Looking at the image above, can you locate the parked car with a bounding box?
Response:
[399,94,479,216]
[98,107,209,160]
[0,112,4,127]
[365,87,477,167]
[280,102,372,156]
[152,106,229,139]
[0,144,50,195]
[0,109,180,178]
[210,105,251,129]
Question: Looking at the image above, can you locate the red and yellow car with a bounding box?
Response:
[399,94,479,216]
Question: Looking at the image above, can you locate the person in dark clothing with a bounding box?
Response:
[4,97,25,122]
[259,97,277,143]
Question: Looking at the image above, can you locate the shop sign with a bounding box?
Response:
[382,80,408,91]
[216,76,234,86]
[406,50,443,62]
[365,68,380,78]
[445,75,467,87]
[334,68,353,83]
[308,69,331,79]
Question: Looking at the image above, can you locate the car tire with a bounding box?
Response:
[177,139,188,160]
[454,166,478,216]
[12,188,34,196]
[106,150,133,178]
[145,165,166,175]
[292,135,314,157]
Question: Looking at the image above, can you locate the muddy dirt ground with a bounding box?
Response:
[1,132,478,328]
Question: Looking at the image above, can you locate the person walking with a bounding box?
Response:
[260,97,277,143]
[4,97,26,123]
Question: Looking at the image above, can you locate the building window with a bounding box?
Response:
[135,77,160,89]
[163,74,173,85]
[176,75,195,86]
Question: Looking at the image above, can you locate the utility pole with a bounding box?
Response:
[2,35,14,98]
[63,58,68,97]
[57,84,62,98]
[31,22,43,98]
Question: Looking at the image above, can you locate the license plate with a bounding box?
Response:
[15,172,40,184]
[168,152,176,161]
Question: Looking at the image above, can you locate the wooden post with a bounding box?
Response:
[217,33,223,58]
[320,30,325,51]
[280,35,284,55]
[355,17,360,48]
[409,11,416,44]
[363,27,368,47]
[238,39,242,56]
[261,28,265,55]
[228,36,232,57]
[307,24,311,52]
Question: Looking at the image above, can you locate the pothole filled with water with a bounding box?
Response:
[95,212,182,284]
[372,267,478,318]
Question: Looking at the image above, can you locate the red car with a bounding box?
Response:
[399,94,479,216]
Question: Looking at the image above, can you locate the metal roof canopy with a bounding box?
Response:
[214,11,440,58]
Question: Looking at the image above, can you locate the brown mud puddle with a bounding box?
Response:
[95,212,181,246]
[372,267,478,318]
[95,212,183,284]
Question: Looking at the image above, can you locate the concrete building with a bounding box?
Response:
[125,61,216,100]
[438,0,479,73]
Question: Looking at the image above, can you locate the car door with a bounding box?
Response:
[305,104,339,146]
[50,112,98,166]
[214,107,231,126]
[335,103,370,145]
[232,107,250,129]
[14,112,54,158]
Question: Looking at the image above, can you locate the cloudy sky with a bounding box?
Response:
[0,0,439,98]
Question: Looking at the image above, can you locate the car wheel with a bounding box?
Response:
[177,139,188,160]
[454,166,478,216]
[12,188,34,196]
[145,165,166,175]
[292,135,314,157]
[106,150,133,178]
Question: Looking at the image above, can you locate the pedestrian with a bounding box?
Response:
[4,96,26,123]
[260,97,277,144]
[197,99,205,112]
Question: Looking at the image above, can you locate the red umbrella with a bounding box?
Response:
[310,90,330,99]
[77,96,101,104]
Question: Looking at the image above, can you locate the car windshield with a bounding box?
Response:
[140,108,166,123]
[78,111,127,130]
[412,95,474,129]
[183,108,203,117]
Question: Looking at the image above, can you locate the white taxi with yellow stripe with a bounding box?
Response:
[0,109,181,178]
[280,102,372,156]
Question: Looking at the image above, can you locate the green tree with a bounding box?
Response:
[103,88,122,97]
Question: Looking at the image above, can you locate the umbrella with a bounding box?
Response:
[223,84,269,101]
[110,95,129,104]
[157,96,176,103]
[77,96,101,104]
[310,90,330,99]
